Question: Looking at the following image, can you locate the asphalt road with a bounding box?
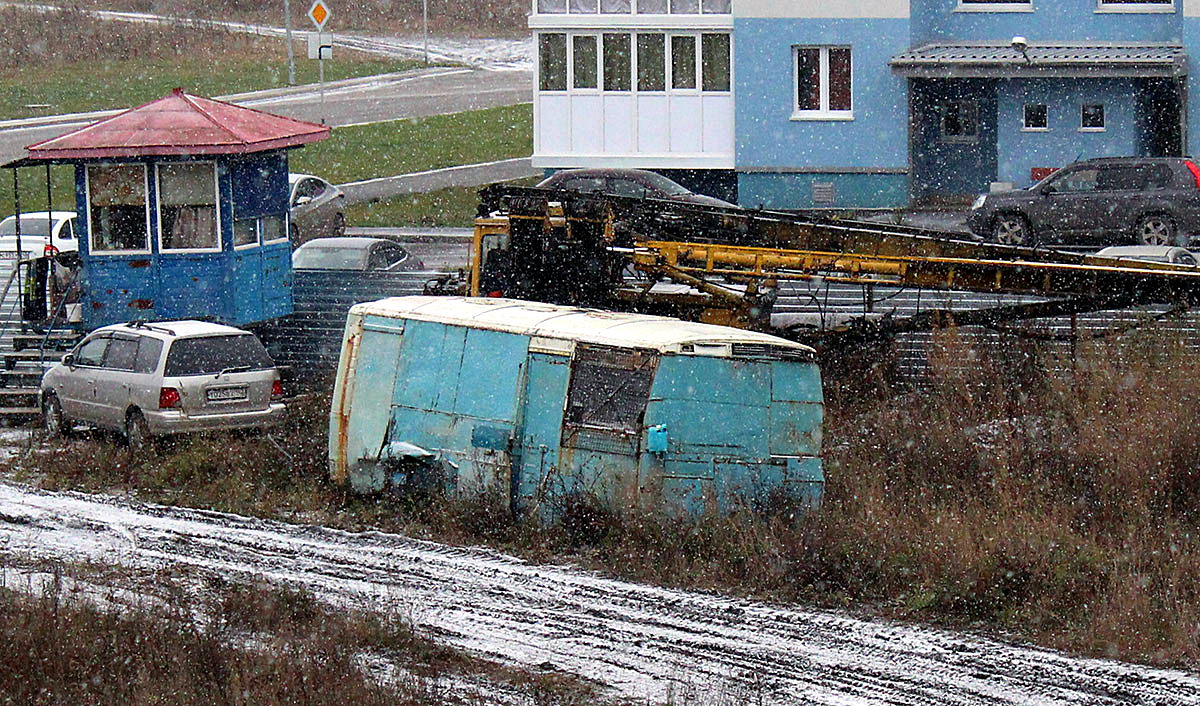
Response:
[0,66,531,164]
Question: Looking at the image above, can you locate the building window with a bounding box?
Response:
[1098,0,1171,7]
[793,46,852,119]
[573,35,598,89]
[671,35,697,89]
[158,163,219,251]
[603,33,632,91]
[940,100,979,143]
[637,34,666,91]
[1023,103,1048,131]
[1081,103,1105,131]
[701,33,730,92]
[87,164,149,253]
[539,33,567,91]
[538,0,730,12]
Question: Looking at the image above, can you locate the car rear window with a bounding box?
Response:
[164,334,274,377]
[292,245,367,270]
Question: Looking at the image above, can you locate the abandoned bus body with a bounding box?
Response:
[329,296,824,516]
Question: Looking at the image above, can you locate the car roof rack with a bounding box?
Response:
[124,320,176,336]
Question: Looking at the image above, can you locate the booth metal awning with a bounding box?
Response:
[891,42,1186,78]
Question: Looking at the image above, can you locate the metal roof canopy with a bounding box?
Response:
[18,88,329,161]
[891,42,1186,78]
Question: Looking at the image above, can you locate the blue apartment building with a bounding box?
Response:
[531,0,1197,208]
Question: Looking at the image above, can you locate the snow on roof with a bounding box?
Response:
[26,88,330,159]
[351,296,815,356]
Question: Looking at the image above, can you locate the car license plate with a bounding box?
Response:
[207,386,247,402]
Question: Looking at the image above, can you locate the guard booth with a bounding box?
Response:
[4,88,330,331]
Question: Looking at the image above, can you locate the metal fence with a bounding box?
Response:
[260,271,1200,381]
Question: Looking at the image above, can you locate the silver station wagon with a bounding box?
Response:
[41,320,285,447]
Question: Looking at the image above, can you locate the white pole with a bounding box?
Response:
[285,0,295,85]
[423,0,429,66]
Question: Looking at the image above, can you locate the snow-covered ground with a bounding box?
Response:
[1,482,1197,705]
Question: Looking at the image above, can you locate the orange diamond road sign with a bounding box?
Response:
[308,0,330,30]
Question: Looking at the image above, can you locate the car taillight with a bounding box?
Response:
[43,244,58,257]
[1185,160,1200,190]
[159,387,181,409]
[271,379,283,399]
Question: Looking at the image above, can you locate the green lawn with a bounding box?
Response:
[289,103,533,186]
[347,177,541,228]
[0,47,424,121]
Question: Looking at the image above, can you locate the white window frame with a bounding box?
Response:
[155,161,223,254]
[1080,103,1106,132]
[955,0,1033,12]
[791,46,853,121]
[1022,103,1049,132]
[1095,0,1173,13]
[85,163,152,256]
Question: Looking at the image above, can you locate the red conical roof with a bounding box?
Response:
[26,88,330,159]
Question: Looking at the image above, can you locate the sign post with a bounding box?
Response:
[285,0,295,85]
[307,0,332,124]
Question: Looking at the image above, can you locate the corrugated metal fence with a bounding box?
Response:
[259,271,1198,380]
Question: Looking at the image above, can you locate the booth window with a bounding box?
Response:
[234,214,287,247]
[262,215,287,243]
[701,34,730,92]
[671,35,696,89]
[603,33,632,91]
[233,219,258,247]
[573,35,598,89]
[159,163,219,251]
[88,164,149,252]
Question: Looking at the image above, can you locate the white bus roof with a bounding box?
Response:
[350,296,816,357]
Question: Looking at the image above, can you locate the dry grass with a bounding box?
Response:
[13,326,1200,670]
[70,0,530,36]
[0,557,605,705]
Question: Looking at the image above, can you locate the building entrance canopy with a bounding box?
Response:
[891,43,1185,79]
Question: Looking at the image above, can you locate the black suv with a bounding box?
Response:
[967,157,1200,247]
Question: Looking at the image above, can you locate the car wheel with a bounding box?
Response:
[42,393,71,439]
[992,213,1033,246]
[1137,214,1176,246]
[126,410,151,452]
[333,211,346,237]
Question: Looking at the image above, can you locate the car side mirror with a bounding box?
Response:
[294,196,312,206]
[61,353,75,367]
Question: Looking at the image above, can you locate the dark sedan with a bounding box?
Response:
[537,168,737,208]
[967,157,1200,247]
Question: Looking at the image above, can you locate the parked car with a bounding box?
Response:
[967,158,1200,247]
[1095,245,1199,267]
[0,211,78,255]
[41,320,285,447]
[289,173,345,245]
[292,236,425,272]
[537,168,737,208]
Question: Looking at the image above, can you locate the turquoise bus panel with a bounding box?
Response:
[515,352,571,510]
[453,328,528,422]
[771,361,824,403]
[345,318,404,492]
[394,320,467,411]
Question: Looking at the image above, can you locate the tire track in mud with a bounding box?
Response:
[1,483,1197,706]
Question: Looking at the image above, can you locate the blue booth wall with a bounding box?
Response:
[73,152,293,329]
[733,15,912,209]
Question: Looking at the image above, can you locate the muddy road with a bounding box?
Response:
[1,483,1196,705]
